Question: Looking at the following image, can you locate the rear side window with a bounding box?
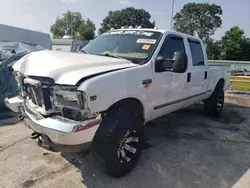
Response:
[188,40,204,66]
[160,37,186,59]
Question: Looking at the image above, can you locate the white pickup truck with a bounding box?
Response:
[5,28,230,177]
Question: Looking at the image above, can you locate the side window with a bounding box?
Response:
[160,37,186,59]
[188,40,205,66]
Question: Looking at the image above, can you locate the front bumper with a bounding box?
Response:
[5,96,102,147]
[4,96,23,112]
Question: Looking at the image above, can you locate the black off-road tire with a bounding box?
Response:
[91,106,144,177]
[204,82,225,117]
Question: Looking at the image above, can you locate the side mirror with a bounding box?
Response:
[155,56,174,72]
[155,51,188,73]
[172,51,188,73]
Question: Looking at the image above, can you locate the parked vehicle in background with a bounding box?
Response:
[0,24,50,110]
[0,24,51,49]
[0,42,45,110]
[52,38,89,52]
[5,28,230,177]
[0,50,10,64]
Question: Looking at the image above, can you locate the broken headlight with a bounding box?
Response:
[53,86,85,109]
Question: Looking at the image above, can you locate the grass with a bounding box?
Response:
[231,82,250,91]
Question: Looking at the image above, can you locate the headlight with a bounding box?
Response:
[53,86,85,109]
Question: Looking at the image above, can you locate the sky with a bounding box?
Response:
[0,0,249,40]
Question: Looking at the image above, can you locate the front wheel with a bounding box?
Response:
[204,83,225,117]
[92,107,144,177]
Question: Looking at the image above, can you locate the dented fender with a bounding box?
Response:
[77,62,154,122]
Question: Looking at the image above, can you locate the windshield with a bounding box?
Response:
[82,30,162,63]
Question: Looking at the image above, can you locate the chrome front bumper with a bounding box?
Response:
[4,96,23,112]
[5,96,102,146]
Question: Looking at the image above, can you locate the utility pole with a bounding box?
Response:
[170,0,175,30]
[71,11,73,38]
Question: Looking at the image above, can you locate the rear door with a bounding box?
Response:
[185,38,209,106]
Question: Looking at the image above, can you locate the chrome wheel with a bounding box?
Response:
[117,130,139,163]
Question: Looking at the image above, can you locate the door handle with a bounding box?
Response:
[204,71,208,80]
[187,72,191,82]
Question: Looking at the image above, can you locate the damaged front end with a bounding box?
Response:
[5,72,102,151]
[14,72,98,120]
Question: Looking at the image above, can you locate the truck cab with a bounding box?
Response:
[5,28,230,177]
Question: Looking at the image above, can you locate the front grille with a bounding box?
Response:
[24,78,53,111]
[27,84,43,106]
[43,88,52,109]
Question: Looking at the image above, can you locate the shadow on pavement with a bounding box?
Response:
[62,102,250,188]
[0,110,20,126]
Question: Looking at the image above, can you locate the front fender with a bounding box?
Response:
[77,64,153,121]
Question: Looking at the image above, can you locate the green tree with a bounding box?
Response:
[241,38,250,61]
[50,11,95,40]
[99,7,155,34]
[220,26,250,60]
[206,39,221,60]
[78,19,96,40]
[173,3,222,43]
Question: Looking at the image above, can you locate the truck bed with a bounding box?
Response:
[208,63,231,90]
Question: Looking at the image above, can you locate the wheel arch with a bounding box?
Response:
[214,78,226,91]
[212,78,225,93]
[217,78,225,87]
[105,98,145,122]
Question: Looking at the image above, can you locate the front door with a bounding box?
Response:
[151,34,190,119]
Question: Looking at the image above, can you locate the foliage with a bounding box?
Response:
[206,39,221,60]
[50,11,95,40]
[220,26,250,60]
[78,19,96,40]
[99,7,155,34]
[173,3,222,43]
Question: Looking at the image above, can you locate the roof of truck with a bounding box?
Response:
[111,28,203,42]
[113,28,167,33]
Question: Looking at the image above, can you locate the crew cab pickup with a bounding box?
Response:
[5,28,230,177]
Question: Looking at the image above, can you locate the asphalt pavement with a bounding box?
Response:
[0,94,250,188]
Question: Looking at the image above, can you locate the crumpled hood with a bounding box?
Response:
[13,50,138,85]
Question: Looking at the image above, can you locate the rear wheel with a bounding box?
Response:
[204,82,224,117]
[92,106,144,177]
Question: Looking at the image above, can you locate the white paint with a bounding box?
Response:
[12,50,138,85]
[12,28,230,126]
[77,30,230,122]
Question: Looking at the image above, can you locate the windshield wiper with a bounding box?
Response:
[80,49,87,54]
[99,53,124,59]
